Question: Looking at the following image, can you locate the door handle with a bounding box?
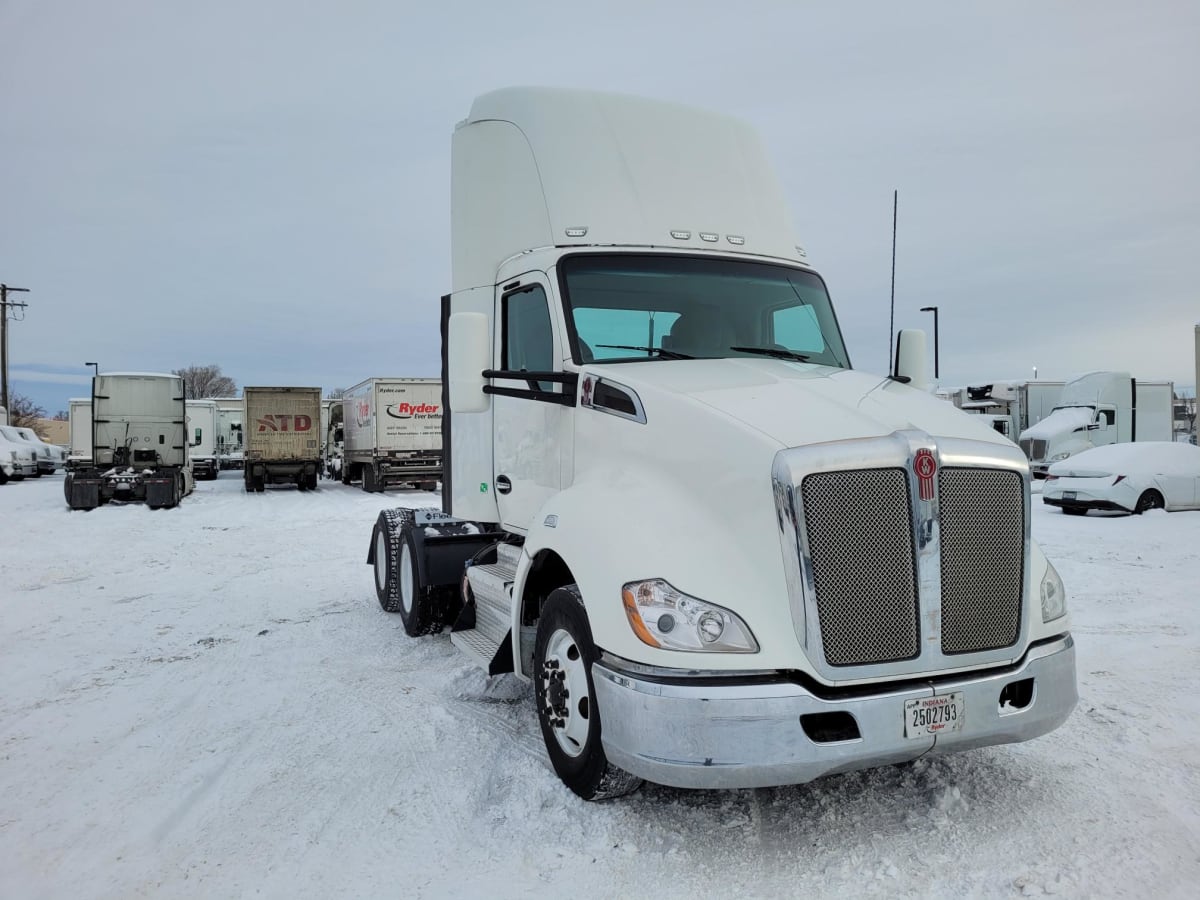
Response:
[495,475,512,494]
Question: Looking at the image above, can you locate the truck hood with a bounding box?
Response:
[594,358,1009,448]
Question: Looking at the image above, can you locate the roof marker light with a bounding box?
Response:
[795,245,808,259]
[699,232,718,242]
[726,234,745,245]
[670,230,691,240]
[564,226,588,237]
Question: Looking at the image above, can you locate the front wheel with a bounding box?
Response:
[1135,490,1164,514]
[534,585,642,801]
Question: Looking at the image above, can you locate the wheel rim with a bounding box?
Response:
[400,541,414,614]
[374,530,388,593]
[541,628,591,758]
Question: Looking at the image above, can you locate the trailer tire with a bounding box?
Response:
[362,464,377,493]
[534,585,642,801]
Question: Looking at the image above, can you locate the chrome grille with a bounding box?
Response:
[1020,438,1047,461]
[939,468,1024,654]
[801,469,919,666]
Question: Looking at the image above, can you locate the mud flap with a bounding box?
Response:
[67,477,102,511]
[145,477,177,509]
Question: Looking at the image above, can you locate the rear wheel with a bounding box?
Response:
[534,585,642,801]
[1135,490,1164,514]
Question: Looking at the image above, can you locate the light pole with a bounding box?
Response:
[85,361,99,377]
[919,306,939,380]
[1,283,31,412]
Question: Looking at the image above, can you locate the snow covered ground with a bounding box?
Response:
[2,473,1198,899]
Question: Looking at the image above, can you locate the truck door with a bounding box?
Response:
[491,276,570,532]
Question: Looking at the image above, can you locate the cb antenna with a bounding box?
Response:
[888,190,898,372]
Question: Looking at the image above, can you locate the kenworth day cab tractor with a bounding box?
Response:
[367,88,1078,800]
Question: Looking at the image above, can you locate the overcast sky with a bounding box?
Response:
[2,0,1197,416]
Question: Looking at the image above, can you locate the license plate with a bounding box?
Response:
[1063,491,1077,500]
[904,693,965,738]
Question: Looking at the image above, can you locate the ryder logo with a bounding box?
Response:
[256,414,313,433]
[386,402,440,419]
[914,448,937,500]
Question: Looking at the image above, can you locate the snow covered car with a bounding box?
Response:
[0,434,38,479]
[1,448,15,483]
[10,425,66,473]
[1042,442,1200,515]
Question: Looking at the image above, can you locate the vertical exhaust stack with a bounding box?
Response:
[1194,323,1199,441]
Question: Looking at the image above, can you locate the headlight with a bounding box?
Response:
[1040,560,1067,623]
[621,579,758,653]
[1050,452,1071,462]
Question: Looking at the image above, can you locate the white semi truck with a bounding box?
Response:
[185,400,220,479]
[1019,372,1175,476]
[342,378,442,492]
[242,386,322,491]
[65,373,194,510]
[367,88,1077,800]
[962,381,1064,441]
[212,398,245,469]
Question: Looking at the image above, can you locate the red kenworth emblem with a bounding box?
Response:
[914,448,937,500]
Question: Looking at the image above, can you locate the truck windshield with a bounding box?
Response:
[559,253,850,369]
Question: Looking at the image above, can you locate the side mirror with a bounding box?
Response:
[893,329,929,390]
[448,312,491,414]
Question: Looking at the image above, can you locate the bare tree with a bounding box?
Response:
[52,410,68,421]
[174,365,237,399]
[6,393,46,430]
[326,387,345,399]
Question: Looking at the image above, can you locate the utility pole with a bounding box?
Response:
[1,283,31,412]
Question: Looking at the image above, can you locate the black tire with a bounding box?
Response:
[362,464,376,493]
[533,585,642,801]
[370,508,444,635]
[342,463,352,486]
[1135,490,1164,514]
[1062,507,1087,516]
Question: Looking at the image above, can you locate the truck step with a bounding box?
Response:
[495,541,522,569]
[450,628,505,672]
[467,562,515,646]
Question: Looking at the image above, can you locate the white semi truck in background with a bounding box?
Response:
[366,88,1077,800]
[342,378,442,492]
[65,372,194,510]
[321,398,344,480]
[242,386,322,491]
[961,381,1064,440]
[213,398,244,469]
[1019,372,1175,476]
[185,400,220,479]
[68,397,93,469]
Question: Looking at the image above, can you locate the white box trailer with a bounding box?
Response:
[242,386,321,492]
[185,400,220,479]
[212,397,245,469]
[342,378,442,492]
[65,373,194,510]
[67,398,93,469]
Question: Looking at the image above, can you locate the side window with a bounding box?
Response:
[503,285,555,390]
[772,304,826,352]
[1099,410,1115,427]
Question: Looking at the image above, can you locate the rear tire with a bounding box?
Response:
[1135,490,1164,514]
[370,509,442,635]
[533,585,642,801]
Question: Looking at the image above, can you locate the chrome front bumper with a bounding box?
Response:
[592,634,1077,790]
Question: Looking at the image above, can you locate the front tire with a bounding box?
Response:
[534,585,642,801]
[1135,490,1164,514]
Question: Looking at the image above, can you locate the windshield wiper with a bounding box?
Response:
[730,346,811,362]
[595,344,695,360]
